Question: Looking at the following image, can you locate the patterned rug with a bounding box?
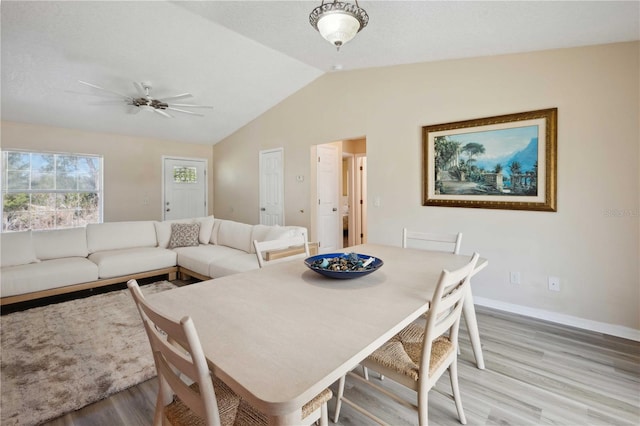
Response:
[0,281,176,425]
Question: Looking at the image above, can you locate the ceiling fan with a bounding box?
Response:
[78,80,213,118]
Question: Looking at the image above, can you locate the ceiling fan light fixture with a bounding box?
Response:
[132,97,148,107]
[79,80,211,119]
[310,0,368,50]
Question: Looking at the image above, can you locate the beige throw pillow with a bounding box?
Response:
[169,223,201,248]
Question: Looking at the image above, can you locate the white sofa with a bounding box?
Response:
[0,217,307,305]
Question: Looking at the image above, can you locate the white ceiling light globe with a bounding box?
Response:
[317,12,361,49]
[309,1,369,51]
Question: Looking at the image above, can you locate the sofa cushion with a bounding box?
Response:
[88,247,177,278]
[250,224,272,245]
[268,226,302,240]
[174,245,242,277]
[33,227,88,260]
[155,218,192,248]
[155,216,215,248]
[0,231,39,267]
[249,225,308,254]
[169,223,200,248]
[87,221,157,253]
[0,257,99,298]
[208,253,259,278]
[210,218,222,244]
[196,216,215,244]
[216,220,253,253]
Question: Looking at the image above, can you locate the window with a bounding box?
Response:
[1,151,103,231]
[173,166,198,183]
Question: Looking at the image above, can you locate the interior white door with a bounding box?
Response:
[356,155,367,244]
[317,144,340,252]
[259,148,284,225]
[163,157,207,220]
[343,153,356,247]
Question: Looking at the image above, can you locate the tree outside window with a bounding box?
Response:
[1,151,103,231]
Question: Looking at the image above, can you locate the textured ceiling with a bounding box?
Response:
[2,1,638,145]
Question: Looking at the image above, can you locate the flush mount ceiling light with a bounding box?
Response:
[309,0,369,51]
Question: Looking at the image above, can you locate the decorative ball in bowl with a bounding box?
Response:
[304,252,383,279]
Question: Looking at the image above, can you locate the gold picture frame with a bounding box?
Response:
[422,108,557,212]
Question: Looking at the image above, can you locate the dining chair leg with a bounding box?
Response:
[153,391,163,426]
[154,374,173,426]
[449,359,467,425]
[320,401,329,426]
[417,389,429,426]
[462,284,485,369]
[362,365,369,380]
[333,375,346,423]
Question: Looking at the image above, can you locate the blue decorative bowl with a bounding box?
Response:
[304,253,383,279]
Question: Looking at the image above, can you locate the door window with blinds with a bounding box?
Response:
[1,151,103,231]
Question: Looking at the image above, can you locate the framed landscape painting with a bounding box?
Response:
[422,108,557,211]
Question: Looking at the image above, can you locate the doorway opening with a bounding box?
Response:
[311,137,366,252]
[342,138,367,247]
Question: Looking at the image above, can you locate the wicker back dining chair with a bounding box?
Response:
[128,279,332,426]
[333,253,480,426]
[360,228,465,384]
[402,228,463,254]
[128,279,240,426]
[253,234,310,268]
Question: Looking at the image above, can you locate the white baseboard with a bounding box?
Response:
[473,296,640,342]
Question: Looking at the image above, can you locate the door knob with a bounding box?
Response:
[166,208,171,212]
[332,207,338,212]
[260,208,266,211]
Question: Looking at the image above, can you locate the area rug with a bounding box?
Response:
[0,281,176,425]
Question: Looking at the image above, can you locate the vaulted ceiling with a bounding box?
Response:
[2,1,638,145]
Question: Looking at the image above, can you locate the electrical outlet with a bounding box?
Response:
[548,276,560,292]
[510,271,521,284]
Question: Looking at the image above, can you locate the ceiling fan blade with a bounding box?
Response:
[153,108,173,118]
[78,80,132,100]
[66,89,126,99]
[166,107,205,117]
[166,103,213,109]
[133,82,146,97]
[157,93,192,102]
[87,99,129,106]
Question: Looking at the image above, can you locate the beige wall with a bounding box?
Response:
[213,42,639,332]
[1,121,214,222]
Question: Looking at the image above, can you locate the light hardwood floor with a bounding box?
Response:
[43,306,640,426]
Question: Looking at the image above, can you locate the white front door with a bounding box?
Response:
[317,144,340,252]
[259,148,284,225]
[163,157,207,220]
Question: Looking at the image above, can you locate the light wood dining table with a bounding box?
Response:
[147,243,487,425]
